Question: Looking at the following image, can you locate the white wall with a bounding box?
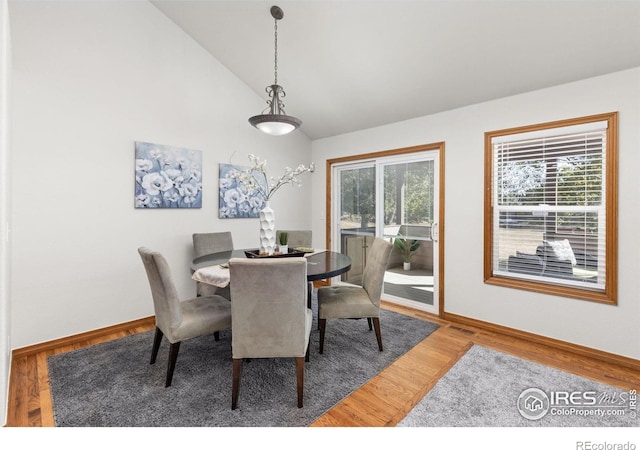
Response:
[312,68,640,360]
[8,1,312,349]
[1,0,11,428]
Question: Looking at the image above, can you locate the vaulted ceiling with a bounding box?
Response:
[152,1,640,140]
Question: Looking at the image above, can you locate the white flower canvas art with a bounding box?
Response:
[135,141,202,208]
[218,163,267,219]
[218,155,314,219]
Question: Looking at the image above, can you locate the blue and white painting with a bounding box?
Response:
[219,163,266,219]
[135,141,202,208]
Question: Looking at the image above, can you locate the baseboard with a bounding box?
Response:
[12,310,639,374]
[11,316,155,359]
[443,312,640,372]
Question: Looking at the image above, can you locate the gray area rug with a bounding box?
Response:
[48,308,438,427]
[399,345,638,427]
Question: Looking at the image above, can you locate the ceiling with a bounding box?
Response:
[151,1,640,140]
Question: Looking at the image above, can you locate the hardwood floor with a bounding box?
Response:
[6,302,640,427]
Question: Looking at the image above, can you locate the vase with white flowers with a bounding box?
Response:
[233,154,314,255]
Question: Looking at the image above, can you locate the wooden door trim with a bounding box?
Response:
[325,142,445,317]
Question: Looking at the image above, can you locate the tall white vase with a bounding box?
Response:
[259,201,276,255]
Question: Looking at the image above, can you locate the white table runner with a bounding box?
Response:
[191,265,230,287]
[192,250,326,287]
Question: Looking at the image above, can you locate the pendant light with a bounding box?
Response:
[248,5,302,136]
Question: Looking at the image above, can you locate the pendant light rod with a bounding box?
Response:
[270,5,284,20]
[248,5,302,136]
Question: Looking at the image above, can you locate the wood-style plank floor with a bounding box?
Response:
[6,302,640,427]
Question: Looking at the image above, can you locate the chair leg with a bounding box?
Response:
[367,318,373,330]
[165,341,181,387]
[319,318,326,354]
[214,331,220,341]
[150,327,163,364]
[372,317,383,352]
[232,358,243,410]
[296,356,304,408]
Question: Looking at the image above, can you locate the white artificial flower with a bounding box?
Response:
[230,154,314,201]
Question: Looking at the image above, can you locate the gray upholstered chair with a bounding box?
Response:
[277,229,314,301]
[276,230,312,248]
[229,257,312,409]
[192,232,234,299]
[138,247,232,387]
[317,237,393,354]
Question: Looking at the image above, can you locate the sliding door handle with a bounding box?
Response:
[430,222,438,242]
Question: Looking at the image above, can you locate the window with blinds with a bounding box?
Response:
[484,113,618,304]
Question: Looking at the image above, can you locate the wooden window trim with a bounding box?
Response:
[483,112,618,305]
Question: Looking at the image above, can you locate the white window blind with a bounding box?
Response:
[491,121,607,291]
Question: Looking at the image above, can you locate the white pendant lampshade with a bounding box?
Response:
[248,6,302,136]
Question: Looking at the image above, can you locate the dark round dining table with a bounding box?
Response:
[190,249,352,282]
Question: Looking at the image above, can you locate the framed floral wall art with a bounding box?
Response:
[218,155,315,220]
[218,163,266,218]
[135,141,202,208]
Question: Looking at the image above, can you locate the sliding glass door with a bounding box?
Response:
[332,150,440,314]
[335,162,376,286]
